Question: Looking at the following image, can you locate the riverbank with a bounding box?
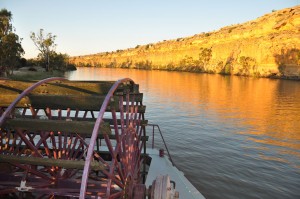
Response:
[6,66,65,80]
[73,66,300,81]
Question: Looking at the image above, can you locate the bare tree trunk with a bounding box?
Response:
[44,55,49,71]
[5,68,10,77]
[47,53,50,72]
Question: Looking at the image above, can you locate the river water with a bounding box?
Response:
[65,67,300,199]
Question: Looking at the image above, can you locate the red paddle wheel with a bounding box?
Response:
[0,78,147,198]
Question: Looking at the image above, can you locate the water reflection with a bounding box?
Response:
[68,68,300,145]
[66,68,300,198]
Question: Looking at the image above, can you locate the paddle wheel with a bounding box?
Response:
[0,78,148,198]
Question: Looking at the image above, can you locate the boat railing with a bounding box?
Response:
[147,123,176,166]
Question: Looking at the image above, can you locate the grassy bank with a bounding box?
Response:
[7,66,65,81]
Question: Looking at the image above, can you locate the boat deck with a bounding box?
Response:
[145,148,205,199]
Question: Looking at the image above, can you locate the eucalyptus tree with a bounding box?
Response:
[0,9,24,76]
[30,29,56,71]
[0,9,12,36]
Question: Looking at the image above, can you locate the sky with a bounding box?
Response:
[1,0,299,59]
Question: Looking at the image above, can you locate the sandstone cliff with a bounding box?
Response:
[70,6,300,77]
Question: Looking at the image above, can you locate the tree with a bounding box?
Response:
[19,58,27,67]
[37,51,76,71]
[49,51,68,71]
[30,29,56,71]
[0,33,24,74]
[0,9,24,76]
[0,9,12,36]
[199,47,212,71]
[239,56,256,75]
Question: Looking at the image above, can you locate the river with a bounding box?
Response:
[65,67,300,199]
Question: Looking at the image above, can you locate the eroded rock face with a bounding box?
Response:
[70,6,300,77]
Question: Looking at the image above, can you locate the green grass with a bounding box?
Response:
[9,70,65,81]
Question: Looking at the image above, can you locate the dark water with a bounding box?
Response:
[65,68,300,199]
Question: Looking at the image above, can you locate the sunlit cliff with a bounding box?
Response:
[70,6,300,78]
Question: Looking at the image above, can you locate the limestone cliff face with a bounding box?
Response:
[70,6,300,77]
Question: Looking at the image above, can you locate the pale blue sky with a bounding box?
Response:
[1,0,299,58]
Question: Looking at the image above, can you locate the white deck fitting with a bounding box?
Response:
[145,148,205,199]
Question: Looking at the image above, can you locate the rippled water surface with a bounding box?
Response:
[66,68,300,199]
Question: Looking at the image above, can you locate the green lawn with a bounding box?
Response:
[8,69,65,81]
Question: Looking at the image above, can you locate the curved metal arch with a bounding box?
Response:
[0,77,66,126]
[80,78,135,198]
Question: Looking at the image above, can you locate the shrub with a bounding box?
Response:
[179,56,203,72]
[28,67,37,71]
[19,58,27,68]
[65,64,77,71]
[239,56,256,75]
[134,60,152,70]
[27,58,41,66]
[216,61,224,73]
[224,63,232,75]
[199,47,212,71]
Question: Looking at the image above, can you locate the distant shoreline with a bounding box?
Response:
[72,66,300,81]
[5,65,300,82]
